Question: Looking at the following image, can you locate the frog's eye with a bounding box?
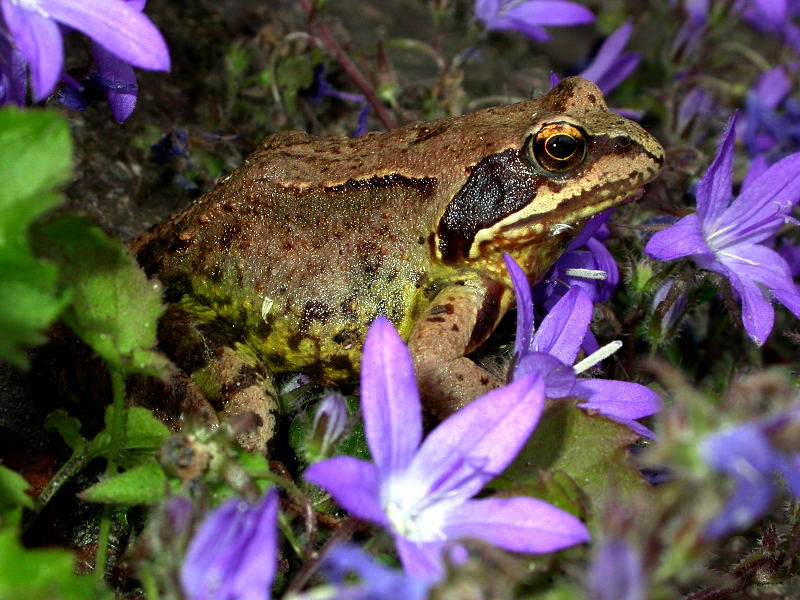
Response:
[525,122,587,174]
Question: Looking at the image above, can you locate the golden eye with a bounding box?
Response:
[525,122,587,174]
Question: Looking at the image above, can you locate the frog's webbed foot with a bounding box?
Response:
[407,280,509,418]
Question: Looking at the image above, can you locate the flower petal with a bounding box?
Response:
[504,254,533,356]
[575,379,661,438]
[1,1,62,100]
[181,491,279,600]
[644,214,711,260]
[39,0,170,70]
[718,151,800,245]
[719,244,800,319]
[395,537,447,581]
[717,262,775,346]
[361,316,422,476]
[588,538,646,600]
[227,491,279,600]
[504,1,595,26]
[579,21,639,94]
[531,286,593,365]
[704,473,775,539]
[696,114,737,226]
[586,236,619,302]
[93,42,138,122]
[442,497,589,552]
[514,352,576,397]
[406,374,546,502]
[305,457,388,527]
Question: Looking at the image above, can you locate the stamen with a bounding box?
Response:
[705,224,734,242]
[718,251,759,266]
[563,268,608,281]
[574,340,623,374]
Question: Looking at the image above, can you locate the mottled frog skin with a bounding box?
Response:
[134,77,664,451]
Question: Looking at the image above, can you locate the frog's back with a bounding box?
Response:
[134,130,453,380]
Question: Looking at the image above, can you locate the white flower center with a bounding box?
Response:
[382,474,450,543]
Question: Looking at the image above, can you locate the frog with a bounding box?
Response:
[132,76,664,452]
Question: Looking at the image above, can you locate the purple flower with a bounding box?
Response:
[0,33,25,105]
[305,316,589,581]
[701,408,800,539]
[551,21,639,95]
[507,254,661,438]
[181,489,279,600]
[307,65,370,137]
[645,114,800,346]
[675,86,716,143]
[533,210,619,311]
[0,0,169,102]
[742,66,800,163]
[588,538,646,600]
[475,0,594,42]
[308,392,349,460]
[291,544,429,600]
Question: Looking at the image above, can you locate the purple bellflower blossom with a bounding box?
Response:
[645,114,800,346]
[288,544,429,600]
[181,489,279,600]
[551,21,639,96]
[533,209,619,312]
[701,407,800,539]
[506,254,661,438]
[307,391,349,461]
[307,65,370,137]
[475,0,594,43]
[0,0,169,105]
[742,66,800,163]
[305,316,589,581]
[587,538,646,600]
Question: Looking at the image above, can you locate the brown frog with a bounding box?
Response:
[133,77,664,451]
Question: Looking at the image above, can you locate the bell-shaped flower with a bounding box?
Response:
[474,0,594,42]
[533,210,619,311]
[645,113,800,346]
[180,489,279,600]
[0,0,169,102]
[701,407,800,539]
[506,254,661,438]
[305,316,589,581]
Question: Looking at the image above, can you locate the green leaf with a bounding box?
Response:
[0,465,33,528]
[79,460,168,505]
[0,108,72,368]
[0,529,111,600]
[492,400,651,511]
[90,407,170,468]
[44,409,86,451]
[34,214,168,377]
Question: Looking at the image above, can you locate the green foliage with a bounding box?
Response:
[46,406,170,469]
[34,214,168,377]
[0,108,71,367]
[80,461,170,505]
[0,529,111,600]
[492,400,650,517]
[275,53,318,115]
[0,465,33,529]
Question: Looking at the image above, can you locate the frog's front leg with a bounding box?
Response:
[407,279,511,417]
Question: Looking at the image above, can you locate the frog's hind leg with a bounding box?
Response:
[158,303,280,453]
